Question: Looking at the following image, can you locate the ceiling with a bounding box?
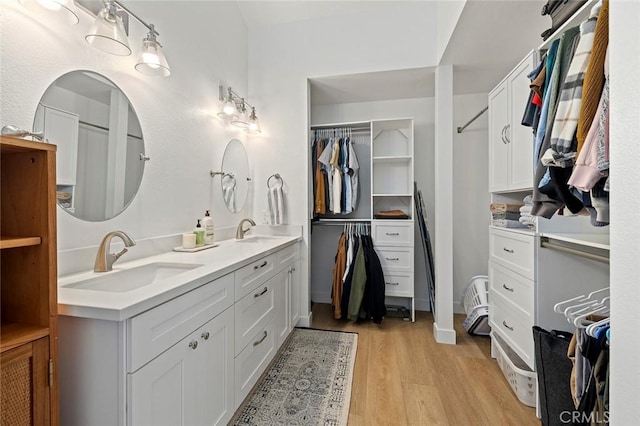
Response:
[309,67,436,105]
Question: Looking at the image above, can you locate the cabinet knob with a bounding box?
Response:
[504,124,511,143]
[501,126,508,144]
[502,247,514,254]
[253,260,268,270]
[201,331,210,340]
[385,257,400,261]
[189,340,198,350]
[385,232,400,236]
[502,284,514,292]
[386,282,399,286]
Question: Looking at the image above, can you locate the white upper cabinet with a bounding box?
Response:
[489,51,537,192]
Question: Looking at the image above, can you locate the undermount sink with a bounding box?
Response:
[235,235,281,243]
[64,262,203,293]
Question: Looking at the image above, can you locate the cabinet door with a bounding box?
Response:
[274,269,289,348]
[289,260,301,329]
[0,338,50,426]
[128,333,199,426]
[508,54,535,190]
[488,83,510,192]
[43,106,79,186]
[197,308,235,426]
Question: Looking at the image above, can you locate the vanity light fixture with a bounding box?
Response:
[85,0,171,76]
[218,85,261,133]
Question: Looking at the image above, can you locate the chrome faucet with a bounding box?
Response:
[235,218,256,240]
[94,231,136,272]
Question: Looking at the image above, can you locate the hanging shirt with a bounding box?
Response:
[343,138,353,213]
[331,232,347,319]
[330,139,342,214]
[318,138,334,212]
[348,139,360,209]
[314,139,327,214]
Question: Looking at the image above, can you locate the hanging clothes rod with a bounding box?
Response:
[457,106,488,134]
[312,218,372,225]
[311,125,371,131]
[540,237,610,264]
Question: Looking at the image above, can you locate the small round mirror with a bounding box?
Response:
[220,139,250,213]
[34,71,145,221]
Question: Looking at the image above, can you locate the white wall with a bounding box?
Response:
[609,1,640,423]
[436,0,467,63]
[311,97,435,310]
[452,93,490,312]
[1,1,249,257]
[247,3,439,324]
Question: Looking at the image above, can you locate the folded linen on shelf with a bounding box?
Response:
[520,204,533,214]
[374,209,409,219]
[490,203,525,213]
[492,211,521,220]
[492,219,529,229]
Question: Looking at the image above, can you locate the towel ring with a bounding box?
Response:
[267,173,284,189]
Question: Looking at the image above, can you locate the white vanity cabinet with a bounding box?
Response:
[58,239,302,426]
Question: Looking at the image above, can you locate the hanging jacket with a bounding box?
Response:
[331,233,347,319]
[341,234,359,319]
[359,235,387,324]
[347,238,367,321]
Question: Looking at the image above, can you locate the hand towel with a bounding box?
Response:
[222,176,236,212]
[267,186,285,225]
[492,219,528,229]
[490,203,524,213]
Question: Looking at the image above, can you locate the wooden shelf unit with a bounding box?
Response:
[0,135,58,425]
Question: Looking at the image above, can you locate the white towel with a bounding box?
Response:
[222,175,236,211]
[267,186,284,225]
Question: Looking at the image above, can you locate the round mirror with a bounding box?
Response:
[220,139,250,213]
[33,71,145,221]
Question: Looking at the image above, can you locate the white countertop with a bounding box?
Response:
[57,234,301,322]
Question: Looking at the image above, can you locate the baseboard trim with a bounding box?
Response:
[433,322,457,345]
[298,312,312,328]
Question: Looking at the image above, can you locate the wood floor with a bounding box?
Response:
[311,303,538,426]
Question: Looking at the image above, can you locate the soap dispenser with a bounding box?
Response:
[202,210,215,245]
[194,219,205,247]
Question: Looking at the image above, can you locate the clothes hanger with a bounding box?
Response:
[554,287,609,314]
[586,317,610,338]
[571,296,610,327]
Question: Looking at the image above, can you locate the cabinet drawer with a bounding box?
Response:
[489,261,533,316]
[235,319,277,405]
[382,272,413,297]
[277,243,300,267]
[490,229,535,279]
[376,247,413,272]
[234,254,277,301]
[235,275,276,355]
[489,291,534,369]
[372,222,413,246]
[127,273,234,373]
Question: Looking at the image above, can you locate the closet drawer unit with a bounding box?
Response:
[127,273,234,373]
[489,260,534,316]
[490,229,535,279]
[489,291,534,369]
[376,247,413,272]
[234,275,276,355]
[382,272,413,297]
[235,318,277,405]
[372,221,414,246]
[277,243,300,267]
[234,253,277,301]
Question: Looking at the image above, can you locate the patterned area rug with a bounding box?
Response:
[232,328,358,426]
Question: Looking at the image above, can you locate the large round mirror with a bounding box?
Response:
[33,71,145,221]
[220,139,249,213]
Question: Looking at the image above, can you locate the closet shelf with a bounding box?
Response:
[539,233,610,251]
[0,236,42,250]
[489,226,535,237]
[538,0,599,51]
[372,156,412,162]
[0,322,50,353]
[372,193,412,197]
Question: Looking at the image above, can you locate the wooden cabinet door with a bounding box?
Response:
[1,338,50,426]
[508,54,535,190]
[488,83,510,192]
[289,260,301,329]
[197,308,235,426]
[128,333,198,426]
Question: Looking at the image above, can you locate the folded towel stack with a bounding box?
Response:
[519,195,536,229]
[490,202,527,228]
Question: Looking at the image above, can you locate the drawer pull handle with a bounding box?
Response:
[503,247,514,254]
[189,340,198,350]
[385,232,400,236]
[201,331,210,340]
[253,331,268,347]
[502,284,514,292]
[254,260,268,270]
[502,321,514,331]
[254,287,268,298]
[386,282,399,286]
[386,257,400,261]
